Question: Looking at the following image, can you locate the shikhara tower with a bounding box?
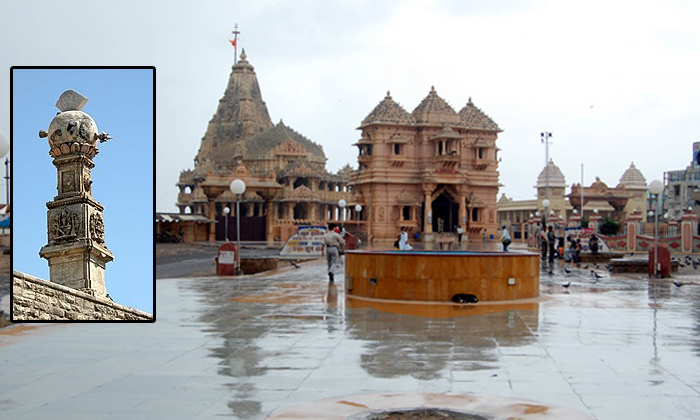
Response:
[38,90,114,297]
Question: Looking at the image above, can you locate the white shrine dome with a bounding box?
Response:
[535,159,567,189]
[618,162,647,190]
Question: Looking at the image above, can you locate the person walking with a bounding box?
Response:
[398,226,413,250]
[538,227,548,267]
[323,224,345,282]
[547,225,556,274]
[499,225,511,251]
[456,226,464,245]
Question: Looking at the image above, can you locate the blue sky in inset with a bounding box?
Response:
[12,68,154,314]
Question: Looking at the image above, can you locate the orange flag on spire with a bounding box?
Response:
[229,38,237,48]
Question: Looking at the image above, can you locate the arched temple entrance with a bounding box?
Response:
[431,190,459,233]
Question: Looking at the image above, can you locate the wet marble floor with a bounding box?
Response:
[1,257,700,419]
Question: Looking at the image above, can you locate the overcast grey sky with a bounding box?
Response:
[2,0,699,215]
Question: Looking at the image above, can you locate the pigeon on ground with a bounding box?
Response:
[673,281,684,287]
[563,282,571,289]
[564,267,572,274]
[290,261,300,268]
[591,270,603,279]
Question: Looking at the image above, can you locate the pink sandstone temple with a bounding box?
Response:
[175,51,502,244]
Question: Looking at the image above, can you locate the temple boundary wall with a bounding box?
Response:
[12,271,152,321]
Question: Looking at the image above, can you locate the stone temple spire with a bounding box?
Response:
[194,50,274,171]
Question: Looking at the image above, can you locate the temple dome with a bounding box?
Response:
[618,162,647,190]
[457,97,501,132]
[412,86,459,125]
[536,159,567,189]
[361,91,415,126]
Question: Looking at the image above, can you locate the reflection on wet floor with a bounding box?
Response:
[186,258,700,420]
[2,256,700,420]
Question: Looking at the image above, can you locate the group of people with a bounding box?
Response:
[322,220,604,281]
[564,233,599,263]
[323,224,416,283]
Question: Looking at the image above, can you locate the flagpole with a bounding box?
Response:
[232,24,240,65]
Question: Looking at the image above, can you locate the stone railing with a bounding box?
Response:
[12,271,153,321]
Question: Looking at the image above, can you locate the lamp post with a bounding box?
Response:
[338,199,346,230]
[355,204,362,247]
[542,198,551,227]
[649,179,664,278]
[223,207,230,242]
[541,131,553,202]
[230,179,246,275]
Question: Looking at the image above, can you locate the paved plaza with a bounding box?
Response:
[2,249,700,419]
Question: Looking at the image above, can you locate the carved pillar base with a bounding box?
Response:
[40,240,113,297]
[40,192,114,297]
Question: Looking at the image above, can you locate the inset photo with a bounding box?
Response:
[10,67,154,322]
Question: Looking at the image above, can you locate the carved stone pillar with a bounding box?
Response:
[38,90,114,297]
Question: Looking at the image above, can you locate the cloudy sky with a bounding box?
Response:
[2,0,699,216]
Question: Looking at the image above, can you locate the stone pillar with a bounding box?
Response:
[423,191,433,234]
[568,214,582,228]
[458,193,466,230]
[265,198,274,245]
[626,210,643,253]
[589,213,602,233]
[207,200,217,241]
[38,90,114,297]
[681,210,698,254]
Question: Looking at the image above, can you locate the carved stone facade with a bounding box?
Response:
[38,90,114,297]
[177,51,352,243]
[352,90,502,241]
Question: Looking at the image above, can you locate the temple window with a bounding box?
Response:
[394,144,401,155]
[293,177,310,189]
[472,208,480,222]
[402,206,411,221]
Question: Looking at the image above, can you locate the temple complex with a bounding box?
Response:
[176,51,353,243]
[352,89,502,241]
[497,161,649,241]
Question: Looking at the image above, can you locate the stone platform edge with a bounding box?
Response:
[12,270,153,321]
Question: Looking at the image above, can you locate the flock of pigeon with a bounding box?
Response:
[557,254,699,290]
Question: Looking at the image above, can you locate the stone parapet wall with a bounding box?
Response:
[12,271,152,321]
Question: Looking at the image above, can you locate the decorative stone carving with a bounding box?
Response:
[51,208,77,243]
[90,212,105,243]
[275,139,307,156]
[61,171,76,193]
[83,172,92,194]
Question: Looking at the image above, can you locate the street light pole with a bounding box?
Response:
[0,132,9,209]
[230,179,246,275]
[542,198,551,228]
[223,207,230,242]
[649,180,664,278]
[541,132,553,203]
[338,199,346,231]
[355,204,362,247]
